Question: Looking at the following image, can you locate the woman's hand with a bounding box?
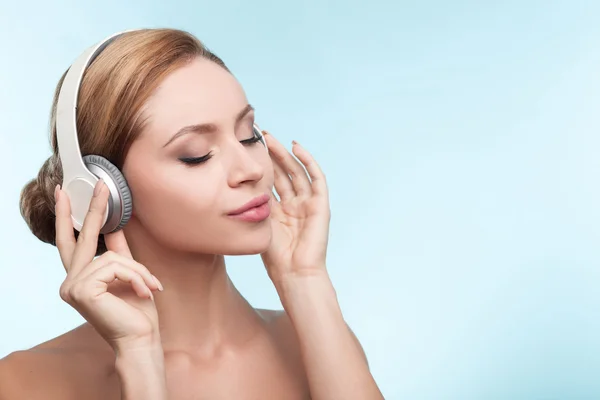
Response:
[54,180,164,353]
[260,132,331,284]
[259,133,384,400]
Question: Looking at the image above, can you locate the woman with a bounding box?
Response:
[0,28,383,399]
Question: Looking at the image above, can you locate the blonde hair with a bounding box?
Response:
[20,28,228,253]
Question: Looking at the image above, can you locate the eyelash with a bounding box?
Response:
[179,135,262,165]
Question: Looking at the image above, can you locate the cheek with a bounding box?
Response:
[136,175,217,216]
[263,156,275,188]
[126,163,225,240]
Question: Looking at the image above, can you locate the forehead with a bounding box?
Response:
[141,57,248,141]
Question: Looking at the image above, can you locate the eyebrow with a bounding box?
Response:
[162,104,255,148]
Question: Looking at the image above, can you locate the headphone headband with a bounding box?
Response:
[55,30,139,232]
[55,30,133,185]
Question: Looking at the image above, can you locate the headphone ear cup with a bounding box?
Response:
[82,155,133,233]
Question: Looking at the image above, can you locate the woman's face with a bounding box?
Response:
[122,57,275,255]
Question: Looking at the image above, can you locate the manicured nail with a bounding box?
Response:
[153,275,164,291]
[93,179,104,197]
[54,184,60,202]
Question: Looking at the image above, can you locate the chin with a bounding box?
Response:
[222,231,273,256]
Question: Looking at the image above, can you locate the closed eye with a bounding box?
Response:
[240,135,262,145]
[178,135,261,166]
[179,152,213,165]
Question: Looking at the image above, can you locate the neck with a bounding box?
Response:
[122,226,265,355]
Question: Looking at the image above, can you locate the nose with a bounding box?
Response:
[227,141,265,188]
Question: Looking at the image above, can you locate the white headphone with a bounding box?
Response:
[55,29,267,234]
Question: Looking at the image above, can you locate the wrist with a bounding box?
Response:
[115,344,167,400]
[115,343,165,378]
[112,331,163,355]
[273,269,340,314]
[115,341,164,361]
[272,266,331,292]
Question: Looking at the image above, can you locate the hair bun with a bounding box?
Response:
[19,156,63,245]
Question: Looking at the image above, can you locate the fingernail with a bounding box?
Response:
[93,179,104,197]
[292,140,298,146]
[54,184,60,202]
[153,275,164,291]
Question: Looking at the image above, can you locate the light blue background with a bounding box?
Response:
[1,1,599,398]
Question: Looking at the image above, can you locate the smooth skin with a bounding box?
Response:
[0,58,383,399]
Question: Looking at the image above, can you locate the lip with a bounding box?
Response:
[227,193,271,222]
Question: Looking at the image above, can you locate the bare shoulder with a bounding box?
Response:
[256,308,304,361]
[0,324,117,400]
[256,308,369,366]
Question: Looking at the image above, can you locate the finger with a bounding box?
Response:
[77,252,162,292]
[267,190,285,218]
[263,131,295,201]
[291,141,329,198]
[69,180,110,274]
[104,230,133,259]
[265,134,312,197]
[271,151,295,201]
[85,263,153,300]
[54,185,77,270]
